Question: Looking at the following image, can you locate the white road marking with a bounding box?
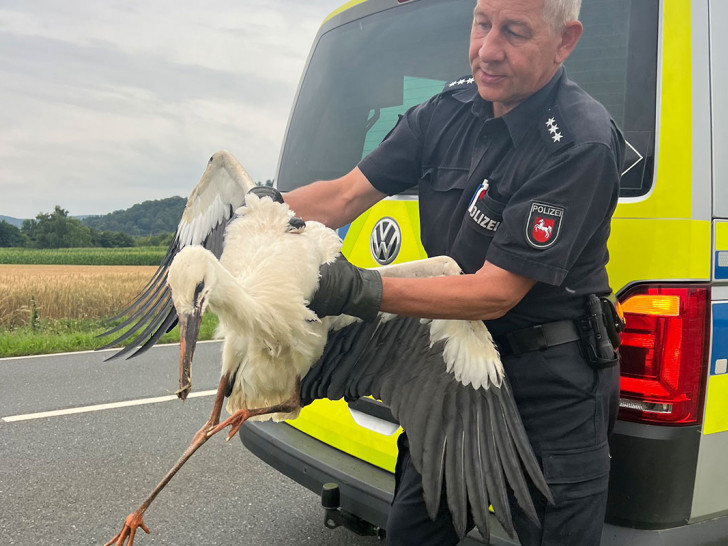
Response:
[2,389,218,422]
[0,339,221,363]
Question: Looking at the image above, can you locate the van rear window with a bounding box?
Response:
[277,0,658,198]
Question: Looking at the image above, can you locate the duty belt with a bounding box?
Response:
[493,320,581,357]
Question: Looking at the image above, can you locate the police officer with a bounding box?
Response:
[284,0,624,544]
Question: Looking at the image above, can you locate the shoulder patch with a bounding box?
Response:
[525,202,564,249]
[442,75,475,93]
[539,108,572,152]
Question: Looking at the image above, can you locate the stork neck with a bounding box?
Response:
[205,260,263,333]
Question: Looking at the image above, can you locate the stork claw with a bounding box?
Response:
[208,409,251,441]
[105,511,150,546]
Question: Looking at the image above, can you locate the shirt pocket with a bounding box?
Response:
[418,167,469,257]
[467,192,506,228]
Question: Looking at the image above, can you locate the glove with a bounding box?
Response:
[309,255,383,321]
[246,185,284,204]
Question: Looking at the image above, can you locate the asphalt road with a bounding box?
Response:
[0,343,382,545]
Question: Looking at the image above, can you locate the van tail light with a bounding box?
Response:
[617,283,710,425]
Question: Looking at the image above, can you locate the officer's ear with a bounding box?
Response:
[554,20,583,65]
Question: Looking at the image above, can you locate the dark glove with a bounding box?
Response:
[246,185,284,204]
[309,255,383,321]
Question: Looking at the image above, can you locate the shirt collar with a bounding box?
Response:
[502,66,564,146]
[453,66,566,146]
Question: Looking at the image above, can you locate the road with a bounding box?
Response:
[0,343,381,545]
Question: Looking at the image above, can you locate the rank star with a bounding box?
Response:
[548,124,559,134]
[552,132,563,142]
[466,77,474,84]
[546,117,556,127]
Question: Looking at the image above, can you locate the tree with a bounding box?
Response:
[22,206,93,248]
[93,230,135,248]
[82,197,186,236]
[0,220,25,247]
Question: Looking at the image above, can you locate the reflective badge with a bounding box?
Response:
[467,179,501,233]
[468,179,489,208]
[526,202,563,249]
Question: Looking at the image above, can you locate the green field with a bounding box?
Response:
[0,246,168,265]
[0,314,219,358]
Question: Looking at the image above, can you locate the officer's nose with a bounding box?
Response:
[477,30,506,64]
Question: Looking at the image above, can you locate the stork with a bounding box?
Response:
[101,151,553,546]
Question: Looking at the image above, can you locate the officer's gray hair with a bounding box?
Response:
[543,0,581,34]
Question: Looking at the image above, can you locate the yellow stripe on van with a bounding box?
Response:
[607,219,711,292]
[322,0,369,24]
[715,222,728,250]
[704,375,728,435]
[614,1,692,220]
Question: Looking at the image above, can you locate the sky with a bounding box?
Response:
[0,0,346,219]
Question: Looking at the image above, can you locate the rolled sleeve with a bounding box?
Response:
[487,142,620,286]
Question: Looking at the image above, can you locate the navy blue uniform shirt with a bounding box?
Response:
[358,67,625,335]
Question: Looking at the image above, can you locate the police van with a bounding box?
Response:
[241,0,728,543]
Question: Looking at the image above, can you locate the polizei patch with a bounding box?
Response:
[526,202,563,248]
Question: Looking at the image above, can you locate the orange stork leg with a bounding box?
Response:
[209,377,302,441]
[104,375,301,546]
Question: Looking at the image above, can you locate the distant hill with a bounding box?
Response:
[82,196,186,236]
[0,215,24,227]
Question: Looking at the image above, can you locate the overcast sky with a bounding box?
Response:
[0,0,345,219]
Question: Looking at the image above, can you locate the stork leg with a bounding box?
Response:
[208,377,302,441]
[105,374,230,546]
[105,375,302,546]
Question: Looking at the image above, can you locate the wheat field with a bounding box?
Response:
[0,265,158,328]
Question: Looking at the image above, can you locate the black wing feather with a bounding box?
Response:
[497,384,554,506]
[300,314,552,539]
[444,389,468,538]
[466,395,491,541]
[98,215,230,360]
[420,372,449,520]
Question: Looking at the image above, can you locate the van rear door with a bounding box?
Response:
[690,0,728,522]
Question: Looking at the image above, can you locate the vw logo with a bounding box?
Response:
[370,217,401,265]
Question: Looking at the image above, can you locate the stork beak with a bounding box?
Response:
[177,308,202,401]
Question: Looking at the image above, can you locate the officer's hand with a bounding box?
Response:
[245,185,284,204]
[309,255,383,322]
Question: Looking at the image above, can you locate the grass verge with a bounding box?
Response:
[0,313,219,358]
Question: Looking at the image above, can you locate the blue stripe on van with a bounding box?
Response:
[711,302,728,375]
[716,251,728,279]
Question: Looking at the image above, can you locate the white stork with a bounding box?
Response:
[101,151,552,546]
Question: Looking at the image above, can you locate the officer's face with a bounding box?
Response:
[469,0,582,117]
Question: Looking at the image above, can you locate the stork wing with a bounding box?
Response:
[98,150,256,359]
[300,315,553,541]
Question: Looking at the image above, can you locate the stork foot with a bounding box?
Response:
[208,409,253,441]
[105,511,150,546]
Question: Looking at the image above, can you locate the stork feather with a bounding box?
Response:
[103,151,553,546]
[98,150,253,360]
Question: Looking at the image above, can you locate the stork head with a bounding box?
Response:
[168,246,216,400]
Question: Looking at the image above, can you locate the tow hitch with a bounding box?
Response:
[321,482,384,538]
